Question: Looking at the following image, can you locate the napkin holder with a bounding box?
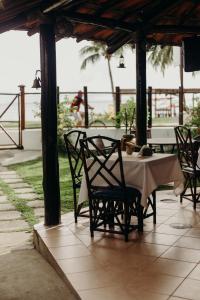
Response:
[138,145,153,157]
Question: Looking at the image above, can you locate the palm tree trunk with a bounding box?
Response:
[106,58,115,105]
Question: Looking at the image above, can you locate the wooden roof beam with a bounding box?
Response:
[150,25,200,34]
[76,28,102,42]
[94,0,121,17]
[107,34,135,54]
[139,0,184,24]
[0,14,27,34]
[63,12,134,32]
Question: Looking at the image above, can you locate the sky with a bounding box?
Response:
[0,30,200,94]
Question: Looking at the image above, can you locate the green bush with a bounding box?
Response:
[185,102,200,136]
[116,98,136,134]
[57,102,75,152]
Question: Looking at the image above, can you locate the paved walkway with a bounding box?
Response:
[0,150,78,299]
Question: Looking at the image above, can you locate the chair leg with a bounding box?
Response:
[152,190,156,224]
[193,177,197,210]
[137,202,143,232]
[124,202,129,242]
[73,188,78,223]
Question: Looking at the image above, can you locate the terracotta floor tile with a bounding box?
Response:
[164,215,193,226]
[49,244,90,259]
[145,215,170,224]
[90,246,155,270]
[174,278,200,300]
[174,236,200,250]
[146,258,196,277]
[185,228,200,238]
[154,224,189,236]
[38,225,72,237]
[131,242,170,257]
[188,264,200,280]
[57,255,102,274]
[157,208,177,217]
[75,233,103,247]
[143,232,180,246]
[79,286,168,300]
[42,234,82,247]
[143,222,157,232]
[161,246,200,263]
[67,269,118,290]
[79,286,133,300]
[127,272,183,295]
[168,297,189,300]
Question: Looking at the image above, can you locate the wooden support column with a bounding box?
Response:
[115,86,121,128]
[19,85,25,130]
[147,86,152,128]
[40,23,60,226]
[84,86,88,128]
[136,33,147,146]
[56,86,60,104]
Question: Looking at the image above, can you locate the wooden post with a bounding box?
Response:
[179,86,184,125]
[136,32,147,146]
[56,86,60,104]
[84,86,88,128]
[40,23,60,226]
[115,86,121,128]
[18,85,25,130]
[147,86,152,128]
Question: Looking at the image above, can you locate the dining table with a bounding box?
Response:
[147,137,177,153]
[78,152,185,219]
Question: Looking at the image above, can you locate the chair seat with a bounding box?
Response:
[92,186,141,201]
[183,166,200,175]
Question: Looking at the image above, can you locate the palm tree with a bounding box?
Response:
[147,45,174,74]
[79,42,121,103]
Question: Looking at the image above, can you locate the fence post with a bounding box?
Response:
[18,85,25,130]
[147,86,152,128]
[115,86,121,128]
[83,86,88,128]
[179,86,184,125]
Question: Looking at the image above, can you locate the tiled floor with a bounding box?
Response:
[34,190,200,300]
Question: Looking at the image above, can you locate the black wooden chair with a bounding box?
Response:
[174,125,200,209]
[80,135,142,242]
[64,130,89,222]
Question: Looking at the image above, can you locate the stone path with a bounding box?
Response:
[0,168,44,254]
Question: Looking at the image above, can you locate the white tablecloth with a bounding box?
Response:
[78,152,185,208]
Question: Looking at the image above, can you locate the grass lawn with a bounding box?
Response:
[9,155,75,213]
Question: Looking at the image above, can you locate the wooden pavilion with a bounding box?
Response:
[0,0,200,226]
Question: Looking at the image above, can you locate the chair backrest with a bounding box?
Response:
[64,130,87,186]
[174,126,199,170]
[80,136,126,194]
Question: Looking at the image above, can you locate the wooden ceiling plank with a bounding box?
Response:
[0,14,27,34]
[94,0,121,17]
[107,34,134,54]
[75,27,102,42]
[179,2,198,25]
[63,12,133,32]
[43,0,72,13]
[150,25,200,34]
[140,0,184,24]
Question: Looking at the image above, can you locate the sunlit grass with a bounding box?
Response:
[9,155,74,213]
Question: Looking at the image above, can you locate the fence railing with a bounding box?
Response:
[8,85,200,130]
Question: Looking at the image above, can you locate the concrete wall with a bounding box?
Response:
[0,127,176,150]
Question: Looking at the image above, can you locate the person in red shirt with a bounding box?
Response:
[70,90,94,126]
